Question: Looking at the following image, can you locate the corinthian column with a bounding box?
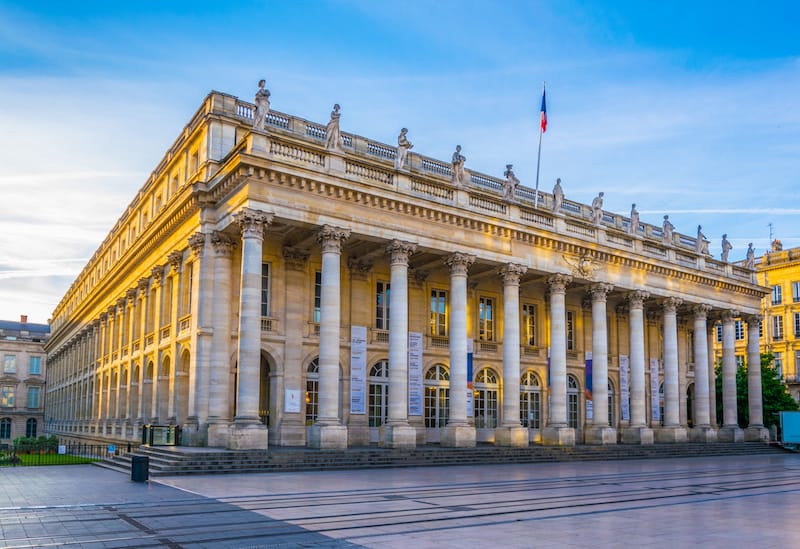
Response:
[718,310,744,441]
[308,225,350,449]
[230,208,272,449]
[586,283,616,445]
[656,297,687,442]
[495,263,529,447]
[542,273,575,446]
[622,291,653,444]
[744,315,769,441]
[380,240,417,449]
[441,252,476,448]
[690,304,717,442]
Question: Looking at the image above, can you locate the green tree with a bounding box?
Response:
[715,352,799,429]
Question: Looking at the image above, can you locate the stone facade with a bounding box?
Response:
[44,89,768,449]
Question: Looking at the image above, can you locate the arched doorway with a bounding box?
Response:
[176,350,190,425]
[567,374,580,432]
[130,363,140,424]
[659,382,665,427]
[158,356,171,423]
[368,359,389,442]
[474,367,499,442]
[520,370,542,436]
[143,360,155,422]
[608,379,616,427]
[119,367,128,420]
[259,353,272,427]
[424,364,449,443]
[305,358,319,427]
[686,383,695,428]
[109,369,118,421]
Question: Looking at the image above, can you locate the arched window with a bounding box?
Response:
[659,382,665,427]
[567,374,580,429]
[520,370,541,429]
[474,368,499,428]
[424,364,449,428]
[0,418,10,439]
[686,383,695,428]
[305,358,319,426]
[368,360,389,427]
[607,380,615,427]
[26,418,37,438]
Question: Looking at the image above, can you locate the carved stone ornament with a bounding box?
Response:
[744,314,762,329]
[720,309,739,323]
[589,282,613,302]
[282,247,310,271]
[692,303,712,320]
[236,208,274,239]
[116,297,127,310]
[317,225,350,254]
[211,231,237,257]
[167,251,183,273]
[499,263,527,286]
[347,257,373,275]
[444,252,475,275]
[563,252,601,280]
[626,290,649,309]
[188,232,206,257]
[137,277,150,294]
[151,265,164,286]
[410,268,429,284]
[126,288,138,303]
[386,240,417,266]
[99,312,108,323]
[661,296,683,313]
[546,273,573,294]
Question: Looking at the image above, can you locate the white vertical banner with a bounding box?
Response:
[350,325,367,414]
[650,357,660,423]
[619,355,630,421]
[466,390,474,418]
[585,351,593,421]
[408,332,423,416]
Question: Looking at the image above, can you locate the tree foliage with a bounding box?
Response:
[714,352,799,428]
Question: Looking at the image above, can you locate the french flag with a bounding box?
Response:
[540,86,547,133]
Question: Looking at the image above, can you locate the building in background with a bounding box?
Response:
[0,315,49,443]
[44,85,769,450]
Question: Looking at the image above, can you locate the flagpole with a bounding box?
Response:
[534,81,545,210]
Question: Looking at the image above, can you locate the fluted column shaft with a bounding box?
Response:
[547,275,572,427]
[446,253,474,425]
[387,241,415,425]
[721,311,739,427]
[591,284,612,426]
[662,298,682,427]
[501,264,526,427]
[692,305,712,427]
[746,316,764,427]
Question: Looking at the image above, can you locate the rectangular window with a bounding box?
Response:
[795,351,800,378]
[27,387,40,409]
[772,284,783,305]
[773,315,784,341]
[775,352,783,377]
[313,271,322,324]
[146,288,156,333]
[261,262,271,317]
[3,355,16,374]
[734,320,744,340]
[759,321,763,339]
[430,289,448,337]
[793,281,800,303]
[0,419,9,439]
[28,356,41,375]
[0,386,13,407]
[479,297,495,341]
[716,323,722,342]
[522,303,537,346]
[566,311,576,351]
[185,264,193,314]
[162,277,173,326]
[375,281,390,330]
[687,331,695,365]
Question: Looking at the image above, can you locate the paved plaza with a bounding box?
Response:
[1,454,800,548]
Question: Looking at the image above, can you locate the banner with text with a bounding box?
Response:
[350,325,367,414]
[585,351,593,420]
[408,332,423,416]
[650,358,660,423]
[619,355,630,421]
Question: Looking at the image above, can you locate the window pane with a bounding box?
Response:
[27,387,40,409]
[3,355,16,374]
[29,356,41,375]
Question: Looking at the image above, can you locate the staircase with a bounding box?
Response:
[96,442,787,477]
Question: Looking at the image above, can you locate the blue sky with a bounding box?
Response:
[0,0,798,323]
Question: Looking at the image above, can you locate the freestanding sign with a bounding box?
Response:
[780,411,800,444]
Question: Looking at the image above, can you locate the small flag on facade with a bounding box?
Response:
[540,86,547,133]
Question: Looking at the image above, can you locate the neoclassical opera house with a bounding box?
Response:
[45,84,770,450]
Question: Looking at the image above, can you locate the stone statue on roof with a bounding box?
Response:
[696,225,709,254]
[325,104,343,151]
[451,145,466,186]
[395,128,413,170]
[503,164,520,202]
[629,203,639,235]
[721,234,733,262]
[552,178,564,213]
[253,79,271,130]
[591,192,604,225]
[662,215,674,245]
[745,242,755,269]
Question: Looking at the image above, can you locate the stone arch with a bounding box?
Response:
[143,360,155,422]
[158,355,171,422]
[175,349,190,425]
[259,350,278,427]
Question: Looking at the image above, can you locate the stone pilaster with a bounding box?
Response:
[689,304,717,442]
[495,263,529,447]
[231,208,273,449]
[744,315,769,441]
[542,273,575,446]
[308,225,350,449]
[441,252,477,447]
[656,297,687,442]
[380,240,417,449]
[585,283,616,445]
[718,309,744,442]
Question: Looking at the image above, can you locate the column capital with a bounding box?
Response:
[546,273,572,294]
[444,252,475,275]
[150,265,164,286]
[126,288,137,304]
[137,277,150,295]
[188,232,207,258]
[386,240,417,266]
[744,313,762,327]
[589,282,613,302]
[499,263,527,286]
[282,246,310,270]
[625,290,649,309]
[317,225,350,253]
[167,251,183,274]
[661,296,682,313]
[211,231,237,257]
[720,309,739,323]
[115,297,126,310]
[98,312,108,323]
[236,208,274,239]
[692,303,712,319]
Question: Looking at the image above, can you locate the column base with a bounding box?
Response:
[621,426,654,445]
[228,421,268,450]
[718,425,744,442]
[379,424,417,449]
[307,424,348,449]
[542,426,576,446]
[689,426,718,443]
[494,426,529,447]
[347,424,370,447]
[207,421,231,447]
[655,426,688,443]
[744,425,770,442]
[441,424,476,447]
[584,426,617,445]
